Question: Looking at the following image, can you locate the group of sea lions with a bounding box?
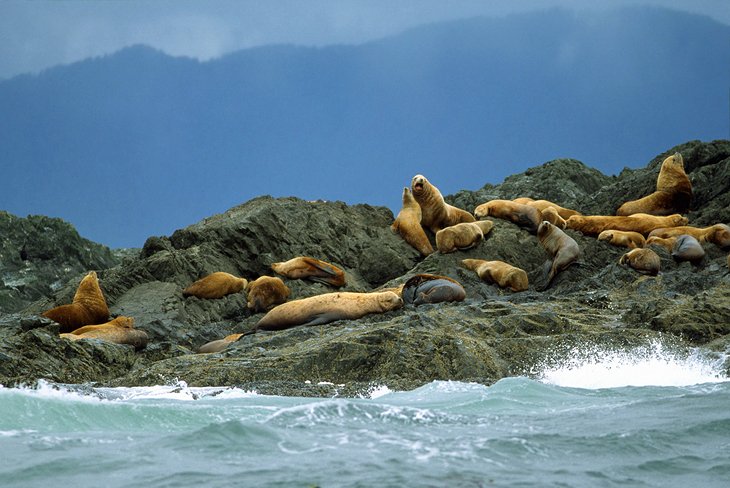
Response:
[40,152,729,354]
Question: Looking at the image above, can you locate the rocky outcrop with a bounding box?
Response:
[1,140,728,395]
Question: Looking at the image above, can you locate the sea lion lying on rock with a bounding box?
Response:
[537,221,580,289]
[566,213,688,237]
[513,198,581,220]
[616,153,692,216]
[60,316,148,350]
[42,271,109,333]
[246,276,290,313]
[474,200,542,233]
[402,274,466,305]
[540,206,567,229]
[411,174,475,233]
[182,272,248,299]
[671,235,705,263]
[646,236,678,252]
[197,333,244,354]
[271,256,346,287]
[648,224,730,249]
[435,220,494,253]
[597,230,646,249]
[391,187,434,256]
[461,259,529,292]
[619,248,661,276]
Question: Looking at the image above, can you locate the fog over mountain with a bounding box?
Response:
[1,6,729,248]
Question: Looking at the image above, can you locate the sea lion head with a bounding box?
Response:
[709,224,730,248]
[377,291,404,312]
[537,220,554,239]
[411,174,428,196]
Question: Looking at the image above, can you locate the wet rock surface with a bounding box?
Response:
[1,140,729,396]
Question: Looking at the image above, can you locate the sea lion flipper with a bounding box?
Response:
[303,258,339,277]
[302,313,340,327]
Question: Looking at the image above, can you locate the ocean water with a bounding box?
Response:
[1,341,729,487]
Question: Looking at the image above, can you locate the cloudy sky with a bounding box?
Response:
[1,0,729,80]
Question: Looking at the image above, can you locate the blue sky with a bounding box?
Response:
[1,0,728,80]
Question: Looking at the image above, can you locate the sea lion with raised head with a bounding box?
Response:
[42,271,109,333]
[255,291,403,330]
[461,259,529,292]
[271,256,346,287]
[246,276,291,313]
[619,248,661,276]
[197,333,244,354]
[648,224,730,249]
[671,234,705,263]
[61,316,148,350]
[566,213,688,237]
[597,230,646,249]
[616,153,692,216]
[183,272,248,299]
[411,174,475,233]
[474,200,541,233]
[435,220,494,253]
[537,220,580,289]
[401,274,466,305]
[391,187,434,256]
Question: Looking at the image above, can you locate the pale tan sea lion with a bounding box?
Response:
[197,333,244,354]
[619,248,661,276]
[461,259,529,292]
[246,276,291,313]
[648,224,730,249]
[182,272,248,299]
[391,187,434,256]
[646,235,678,252]
[537,220,580,288]
[519,199,581,220]
[616,153,692,216]
[271,256,346,287]
[255,291,403,331]
[474,200,541,233]
[42,271,109,333]
[540,206,567,229]
[61,316,148,350]
[435,220,494,253]
[401,274,466,305]
[565,213,688,237]
[68,316,135,335]
[411,174,475,233]
[671,234,705,263]
[597,230,646,249]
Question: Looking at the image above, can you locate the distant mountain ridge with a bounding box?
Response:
[1,6,728,247]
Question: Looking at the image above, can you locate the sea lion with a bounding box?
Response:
[42,271,109,333]
[516,199,581,220]
[540,206,567,229]
[671,234,705,263]
[474,200,542,233]
[597,230,646,249]
[616,153,692,216]
[435,220,494,253]
[271,256,346,287]
[401,274,466,305]
[255,291,403,330]
[411,174,475,233]
[648,224,730,249]
[61,316,148,350]
[646,236,678,252]
[182,272,248,299]
[727,254,730,270]
[537,220,580,288]
[619,248,661,276]
[197,333,244,354]
[565,213,688,237]
[391,187,434,256]
[246,276,291,313]
[461,259,529,292]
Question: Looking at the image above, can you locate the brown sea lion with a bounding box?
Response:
[391,187,434,256]
[646,236,678,252]
[616,153,692,216]
[42,271,109,333]
[61,316,148,350]
[246,276,291,313]
[411,174,475,233]
[619,248,661,276]
[401,274,466,305]
[537,220,580,289]
[271,256,346,287]
[182,272,248,299]
[197,333,244,354]
[540,206,567,229]
[517,199,581,220]
[461,259,529,292]
[255,291,403,330]
[565,213,688,237]
[597,230,646,249]
[671,234,705,263]
[435,220,494,253]
[474,200,541,233]
[648,224,730,249]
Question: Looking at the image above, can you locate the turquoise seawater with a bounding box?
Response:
[1,342,729,487]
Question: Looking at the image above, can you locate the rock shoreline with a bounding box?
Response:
[1,140,729,396]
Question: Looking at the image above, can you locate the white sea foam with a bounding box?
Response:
[538,341,728,389]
